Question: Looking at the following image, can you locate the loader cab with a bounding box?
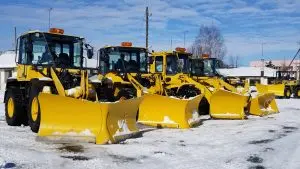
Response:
[276,71,296,80]
[16,28,93,80]
[191,58,222,77]
[274,71,298,85]
[98,42,148,74]
[151,47,191,76]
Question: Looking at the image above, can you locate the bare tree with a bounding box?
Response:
[228,55,240,68]
[228,55,235,68]
[265,61,275,69]
[189,25,226,61]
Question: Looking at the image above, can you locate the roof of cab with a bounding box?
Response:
[101,45,147,50]
[21,30,83,39]
[151,50,191,56]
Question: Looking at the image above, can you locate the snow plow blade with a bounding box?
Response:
[138,94,203,129]
[248,93,279,116]
[256,84,285,97]
[37,93,142,144]
[209,90,248,119]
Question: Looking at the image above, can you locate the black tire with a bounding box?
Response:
[5,90,27,126]
[28,80,43,133]
[198,97,209,115]
[177,85,200,98]
[136,109,139,121]
[284,87,291,99]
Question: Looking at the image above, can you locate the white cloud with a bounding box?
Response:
[0,0,299,64]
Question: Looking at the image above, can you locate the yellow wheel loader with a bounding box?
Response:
[4,29,141,144]
[92,44,202,129]
[256,48,300,98]
[256,71,300,99]
[190,57,279,117]
[93,42,162,102]
[134,48,205,128]
[146,49,249,120]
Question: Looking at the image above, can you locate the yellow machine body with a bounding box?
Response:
[36,68,143,144]
[6,30,142,144]
[256,70,300,98]
[98,46,202,129]
[249,93,279,116]
[190,57,279,118]
[256,83,285,97]
[132,50,204,127]
[138,94,203,128]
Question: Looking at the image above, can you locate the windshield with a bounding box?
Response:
[22,33,83,68]
[277,71,296,80]
[100,47,147,73]
[166,54,190,74]
[191,59,220,76]
[178,54,190,73]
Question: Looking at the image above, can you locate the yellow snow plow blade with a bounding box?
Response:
[256,84,285,97]
[209,90,248,119]
[249,93,279,116]
[37,93,142,144]
[138,94,203,129]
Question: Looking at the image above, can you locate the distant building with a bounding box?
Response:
[250,59,300,71]
[218,67,277,85]
[0,51,17,90]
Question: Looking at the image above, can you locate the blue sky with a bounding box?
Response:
[0,0,299,65]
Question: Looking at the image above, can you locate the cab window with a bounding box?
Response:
[155,56,163,72]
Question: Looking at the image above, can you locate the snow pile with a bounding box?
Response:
[188,110,201,126]
[0,156,4,168]
[66,87,82,97]
[89,75,102,83]
[163,116,176,124]
[113,120,131,137]
[0,51,16,68]
[218,67,277,77]
[0,87,300,169]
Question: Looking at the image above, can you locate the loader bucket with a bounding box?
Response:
[37,93,142,144]
[137,94,203,129]
[209,90,248,119]
[248,93,279,116]
[256,84,285,97]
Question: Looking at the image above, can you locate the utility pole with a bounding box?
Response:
[14,27,17,49]
[261,42,266,58]
[171,36,173,50]
[183,31,188,48]
[48,8,53,29]
[145,6,149,50]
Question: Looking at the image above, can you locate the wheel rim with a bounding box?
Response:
[7,98,14,118]
[287,90,291,97]
[119,96,127,101]
[31,97,39,122]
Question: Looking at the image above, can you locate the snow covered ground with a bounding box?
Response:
[0,95,299,169]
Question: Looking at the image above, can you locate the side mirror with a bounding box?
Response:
[87,49,93,59]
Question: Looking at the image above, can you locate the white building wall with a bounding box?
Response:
[0,71,6,91]
[0,69,15,91]
[250,59,300,71]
